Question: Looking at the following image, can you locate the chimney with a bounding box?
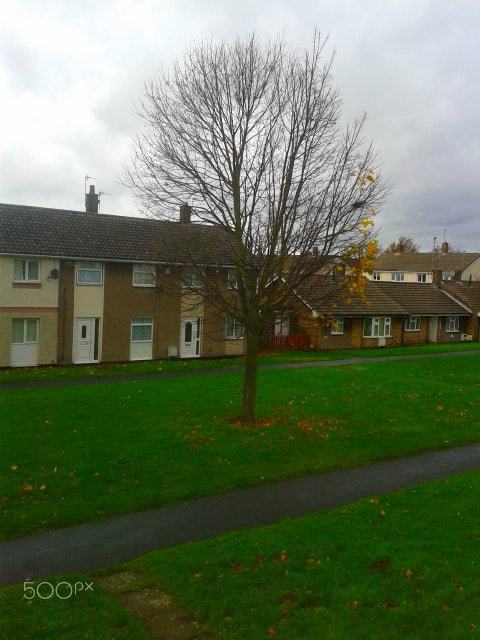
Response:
[85,185,99,213]
[432,269,442,286]
[441,241,449,254]
[179,203,192,224]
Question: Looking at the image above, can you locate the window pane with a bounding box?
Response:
[27,262,39,280]
[13,260,25,280]
[363,318,372,336]
[184,322,192,342]
[132,325,152,341]
[25,320,37,342]
[78,269,101,283]
[11,319,24,343]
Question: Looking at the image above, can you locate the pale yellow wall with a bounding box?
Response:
[74,275,105,317]
[369,271,433,283]
[462,258,480,281]
[225,339,245,356]
[0,256,59,307]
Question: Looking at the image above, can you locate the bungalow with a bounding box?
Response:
[440,281,480,342]
[291,278,473,350]
[0,195,245,367]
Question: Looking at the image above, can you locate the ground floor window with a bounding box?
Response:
[131,317,153,341]
[12,318,38,343]
[405,316,421,331]
[363,317,391,338]
[130,317,153,361]
[225,317,243,339]
[331,317,344,335]
[445,316,459,332]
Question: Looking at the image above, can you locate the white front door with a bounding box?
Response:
[74,318,97,363]
[180,317,201,358]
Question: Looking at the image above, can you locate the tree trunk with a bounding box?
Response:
[241,333,259,422]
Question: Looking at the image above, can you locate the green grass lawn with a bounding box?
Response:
[1,341,478,384]
[2,470,479,639]
[1,351,480,541]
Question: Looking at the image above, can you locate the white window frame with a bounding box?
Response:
[130,317,153,342]
[363,317,392,338]
[445,316,459,332]
[182,267,203,288]
[11,318,38,344]
[225,317,243,340]
[405,316,421,331]
[133,263,156,287]
[13,259,39,282]
[372,271,381,281]
[391,272,404,282]
[417,273,427,283]
[76,261,102,285]
[227,268,238,289]
[331,317,344,335]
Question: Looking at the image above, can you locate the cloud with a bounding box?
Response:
[1,0,479,251]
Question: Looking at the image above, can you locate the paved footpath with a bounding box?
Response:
[1,441,480,588]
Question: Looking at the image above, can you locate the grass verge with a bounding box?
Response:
[1,353,480,541]
[2,470,479,639]
[1,342,478,385]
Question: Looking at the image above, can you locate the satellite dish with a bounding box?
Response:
[50,268,59,279]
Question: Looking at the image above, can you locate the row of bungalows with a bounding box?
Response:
[0,197,246,367]
[283,245,480,350]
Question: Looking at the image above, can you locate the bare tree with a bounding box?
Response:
[124,31,389,421]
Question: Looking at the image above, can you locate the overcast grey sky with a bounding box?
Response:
[1,0,479,251]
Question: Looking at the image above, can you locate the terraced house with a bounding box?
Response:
[0,194,244,367]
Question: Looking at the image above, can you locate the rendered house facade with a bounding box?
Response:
[0,198,245,367]
[370,245,480,284]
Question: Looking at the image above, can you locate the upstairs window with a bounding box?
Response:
[133,263,156,286]
[372,271,381,281]
[417,272,427,283]
[227,268,238,289]
[13,259,39,282]
[391,272,404,282]
[76,261,102,285]
[182,267,202,288]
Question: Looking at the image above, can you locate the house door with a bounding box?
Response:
[74,318,97,363]
[180,317,200,358]
[428,317,438,343]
